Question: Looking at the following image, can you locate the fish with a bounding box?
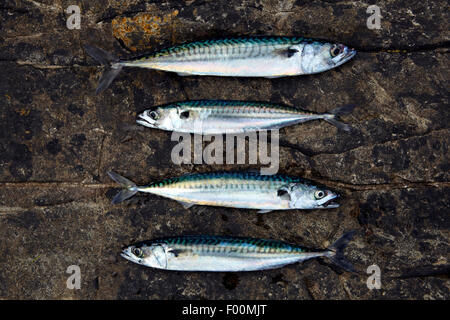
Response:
[107,170,340,212]
[137,100,355,133]
[85,36,356,94]
[120,231,356,272]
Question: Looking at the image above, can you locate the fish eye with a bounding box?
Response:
[133,247,143,257]
[149,111,159,120]
[330,45,342,57]
[314,190,326,199]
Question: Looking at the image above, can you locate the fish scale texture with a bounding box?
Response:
[141,37,315,59]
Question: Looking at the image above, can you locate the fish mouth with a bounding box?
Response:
[340,48,356,63]
[136,119,153,127]
[318,195,340,208]
[120,249,131,260]
[328,48,356,70]
[136,112,157,128]
[120,248,136,262]
[320,199,339,208]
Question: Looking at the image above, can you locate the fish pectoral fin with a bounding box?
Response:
[167,249,186,257]
[274,47,299,58]
[277,188,291,201]
[178,201,195,209]
[179,110,190,119]
[257,209,273,213]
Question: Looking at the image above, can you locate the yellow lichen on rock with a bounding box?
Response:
[112,11,179,51]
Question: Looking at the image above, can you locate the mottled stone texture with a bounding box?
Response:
[0,0,449,299]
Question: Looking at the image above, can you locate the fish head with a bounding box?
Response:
[137,106,176,131]
[287,183,340,209]
[137,104,200,132]
[121,243,168,269]
[300,42,356,74]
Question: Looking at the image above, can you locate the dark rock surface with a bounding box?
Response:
[0,0,449,299]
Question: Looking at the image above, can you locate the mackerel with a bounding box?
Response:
[137,100,355,133]
[85,37,356,93]
[108,171,340,212]
[121,231,356,272]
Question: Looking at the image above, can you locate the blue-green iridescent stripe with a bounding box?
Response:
[145,171,315,189]
[150,235,309,253]
[158,100,315,114]
[134,36,325,60]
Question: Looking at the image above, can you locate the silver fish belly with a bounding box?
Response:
[125,43,301,77]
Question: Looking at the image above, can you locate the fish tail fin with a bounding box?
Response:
[84,45,123,94]
[324,104,356,132]
[107,171,138,204]
[326,230,356,272]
